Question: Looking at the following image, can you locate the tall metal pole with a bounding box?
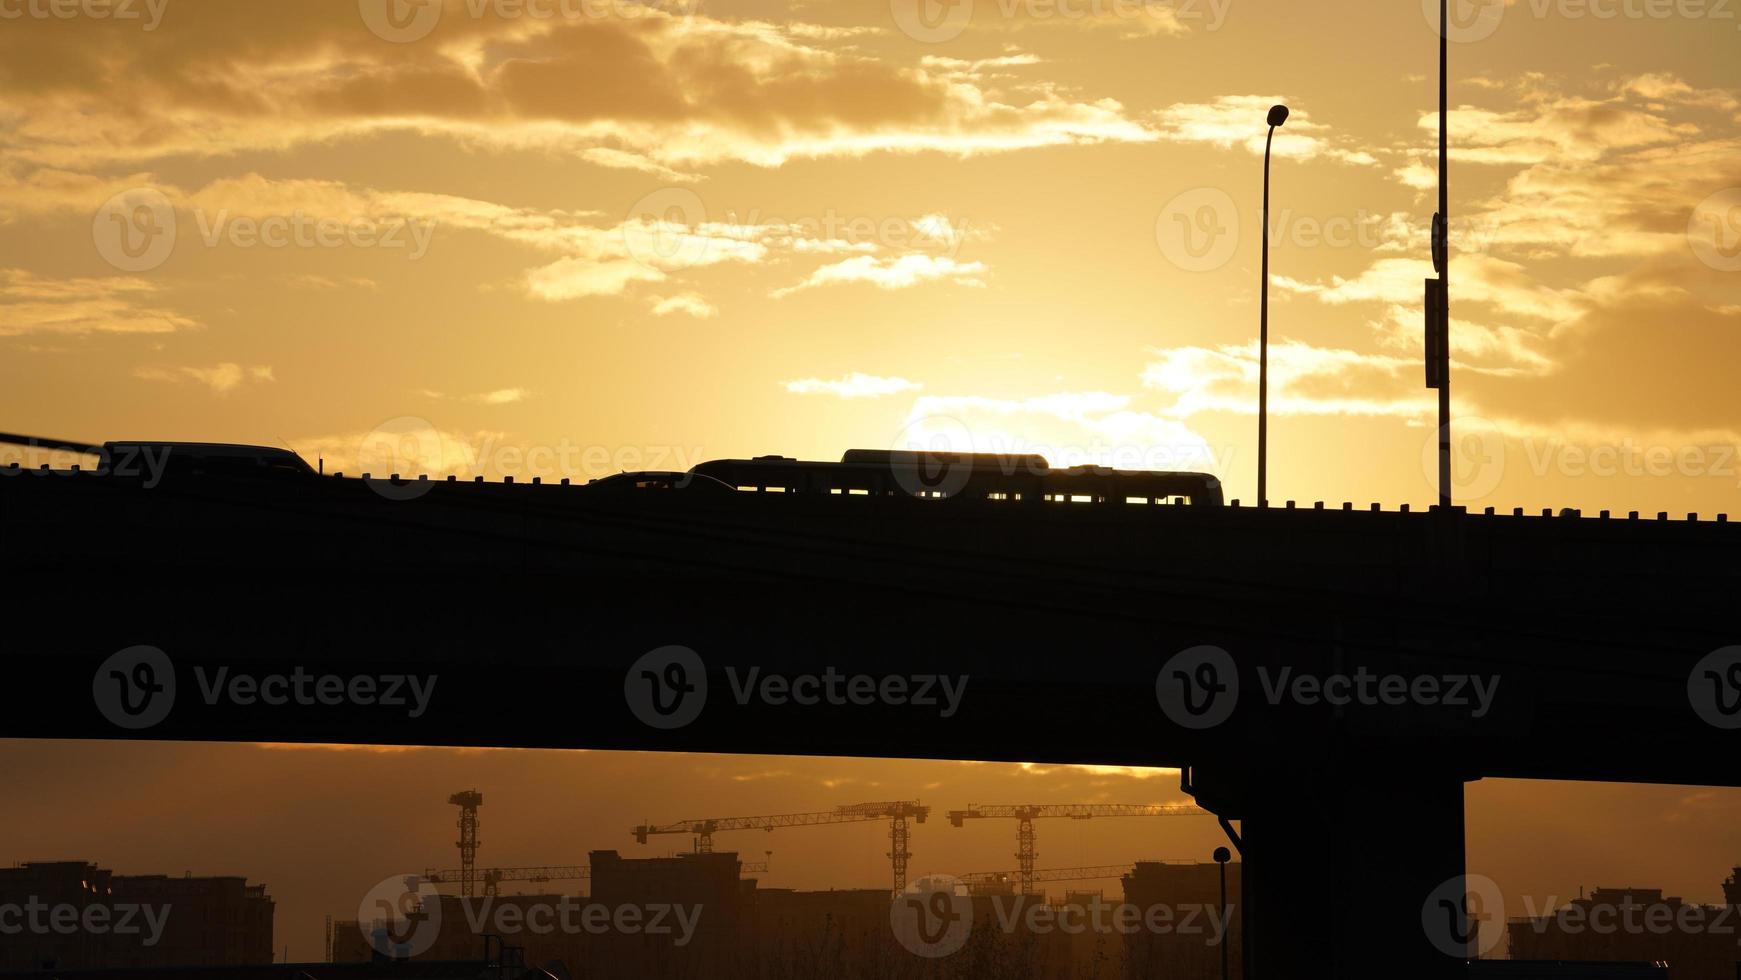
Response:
[1437,0,1452,508]
[1213,844,1233,980]
[1260,125,1276,509]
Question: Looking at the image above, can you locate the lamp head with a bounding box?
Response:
[1267,104,1290,128]
[1213,847,1232,864]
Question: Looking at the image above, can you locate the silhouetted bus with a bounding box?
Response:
[687,449,1224,506]
[100,442,317,481]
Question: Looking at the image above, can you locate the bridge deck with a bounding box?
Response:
[5,471,1738,786]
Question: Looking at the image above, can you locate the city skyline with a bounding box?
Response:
[3,740,1738,963]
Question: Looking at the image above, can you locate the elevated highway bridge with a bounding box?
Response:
[4,459,1738,978]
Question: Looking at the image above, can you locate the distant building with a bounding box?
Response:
[333,853,1246,979]
[110,875,274,966]
[1506,885,1737,980]
[585,850,749,979]
[1120,860,1241,980]
[747,886,892,974]
[330,892,582,969]
[0,861,273,973]
[331,851,749,978]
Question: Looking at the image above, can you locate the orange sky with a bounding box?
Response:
[0,0,1737,513]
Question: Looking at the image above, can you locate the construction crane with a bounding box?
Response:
[423,855,772,897]
[947,804,1208,896]
[448,790,484,897]
[633,801,930,893]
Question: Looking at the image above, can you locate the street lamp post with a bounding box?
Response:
[1213,845,1233,980]
[1259,104,1289,508]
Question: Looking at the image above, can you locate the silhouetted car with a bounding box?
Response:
[583,471,736,494]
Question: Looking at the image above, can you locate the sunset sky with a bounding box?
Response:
[3,0,1740,966]
[0,0,1737,511]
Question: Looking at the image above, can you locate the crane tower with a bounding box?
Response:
[448,790,484,897]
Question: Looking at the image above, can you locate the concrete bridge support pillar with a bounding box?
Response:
[1188,762,1470,980]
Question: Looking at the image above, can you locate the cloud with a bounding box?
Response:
[771,254,987,297]
[0,270,199,336]
[0,2,1160,172]
[0,168,173,220]
[899,391,1219,472]
[1367,304,1555,378]
[420,387,532,405]
[288,425,502,479]
[135,362,275,394]
[1388,74,1741,262]
[1426,100,1696,168]
[1617,73,1739,113]
[1141,341,1427,420]
[783,373,922,398]
[1467,272,1741,435]
[649,293,718,317]
[283,274,379,291]
[917,51,1044,81]
[1267,254,1609,382]
[250,743,521,754]
[955,1,1197,37]
[1013,763,1180,780]
[728,769,795,782]
[1274,254,1586,324]
[1152,96,1379,165]
[1238,61,1741,428]
[3,171,994,308]
[525,257,666,300]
